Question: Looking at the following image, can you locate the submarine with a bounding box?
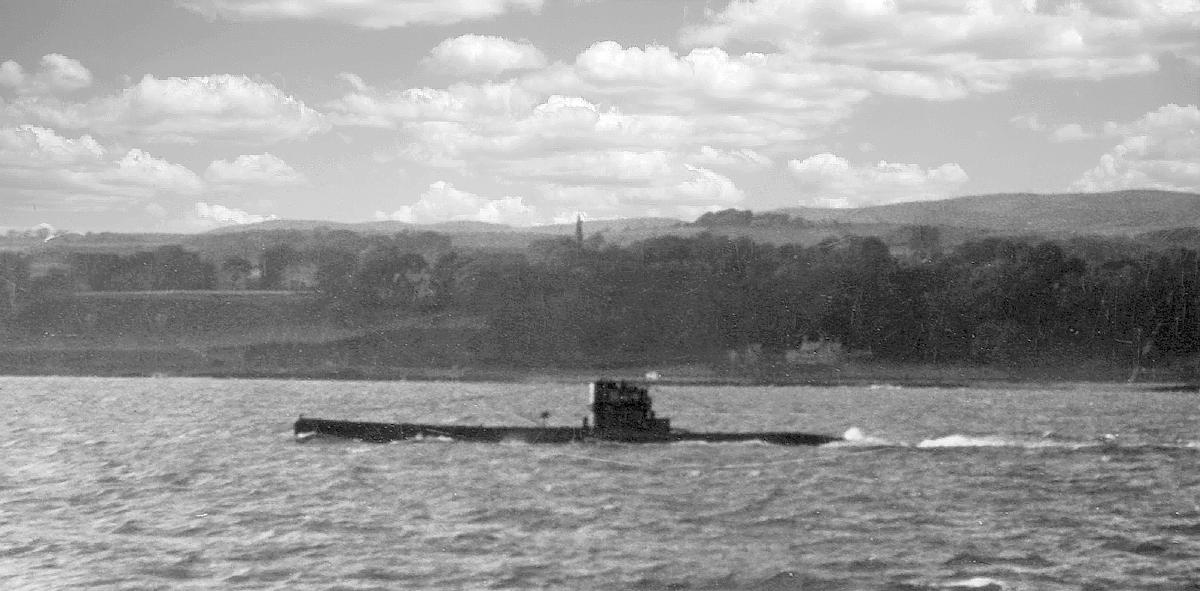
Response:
[294,380,841,446]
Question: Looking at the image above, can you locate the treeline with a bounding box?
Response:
[68,247,216,291]
[0,252,29,318]
[6,228,1199,373]
[307,232,1196,370]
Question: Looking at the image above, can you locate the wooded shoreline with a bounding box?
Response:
[4,197,1199,385]
[0,346,1193,390]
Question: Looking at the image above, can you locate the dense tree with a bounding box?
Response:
[260,244,300,290]
[222,256,254,288]
[24,227,1198,376]
[0,252,29,318]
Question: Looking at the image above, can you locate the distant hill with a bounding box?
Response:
[196,216,687,250]
[10,190,1198,257]
[202,219,406,235]
[203,216,682,236]
[781,190,1200,236]
[205,190,1198,241]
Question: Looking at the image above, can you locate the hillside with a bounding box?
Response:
[782,190,1200,236]
[6,190,1198,258]
[206,189,1198,244]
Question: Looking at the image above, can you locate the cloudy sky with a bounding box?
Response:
[1,0,1197,233]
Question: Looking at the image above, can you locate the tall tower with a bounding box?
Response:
[575,214,584,248]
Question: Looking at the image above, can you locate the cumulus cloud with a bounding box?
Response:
[194,201,279,225]
[1009,113,1045,132]
[205,153,305,186]
[329,42,867,144]
[504,149,676,184]
[538,181,737,222]
[1012,114,1099,142]
[177,0,544,28]
[688,145,773,171]
[671,165,744,204]
[425,35,547,77]
[562,41,868,114]
[0,125,313,226]
[543,164,746,216]
[326,42,873,187]
[1049,123,1097,143]
[377,181,536,225]
[788,153,969,208]
[325,78,537,128]
[4,73,328,144]
[1071,103,1199,192]
[109,149,206,194]
[0,125,203,208]
[347,93,696,173]
[682,0,1199,97]
[0,54,92,95]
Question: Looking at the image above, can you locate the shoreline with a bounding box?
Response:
[0,363,1194,391]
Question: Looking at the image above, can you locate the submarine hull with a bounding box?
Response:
[293,418,840,446]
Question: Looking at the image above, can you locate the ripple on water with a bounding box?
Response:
[4,377,1200,590]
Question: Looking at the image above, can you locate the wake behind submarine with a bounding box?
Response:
[294,380,842,446]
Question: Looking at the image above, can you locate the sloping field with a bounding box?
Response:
[785,190,1200,236]
[2,290,495,376]
[13,291,326,346]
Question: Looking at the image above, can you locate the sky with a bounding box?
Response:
[0,0,1197,233]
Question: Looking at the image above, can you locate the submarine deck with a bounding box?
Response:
[294,418,840,446]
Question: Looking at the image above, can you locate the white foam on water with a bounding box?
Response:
[940,576,1007,590]
[918,434,1023,448]
[917,434,1107,449]
[826,427,899,447]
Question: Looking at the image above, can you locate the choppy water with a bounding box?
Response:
[2,376,1198,590]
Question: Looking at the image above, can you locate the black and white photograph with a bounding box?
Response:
[2,0,1199,588]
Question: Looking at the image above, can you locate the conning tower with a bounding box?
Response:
[589,380,670,435]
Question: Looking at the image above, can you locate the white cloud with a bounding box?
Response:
[4,73,328,144]
[542,164,746,216]
[325,79,537,128]
[327,43,871,183]
[195,202,279,225]
[538,181,737,222]
[1013,115,1099,142]
[0,125,203,207]
[0,62,22,89]
[671,165,744,204]
[563,42,869,113]
[350,93,697,174]
[108,149,206,195]
[177,0,544,28]
[503,149,676,184]
[682,0,1199,96]
[1071,103,1200,192]
[0,126,314,225]
[1050,123,1097,143]
[0,54,92,95]
[788,153,969,208]
[1009,113,1045,132]
[377,181,536,225]
[205,153,305,186]
[426,35,547,78]
[688,145,773,171]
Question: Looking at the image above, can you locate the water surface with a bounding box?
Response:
[3,377,1198,590]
